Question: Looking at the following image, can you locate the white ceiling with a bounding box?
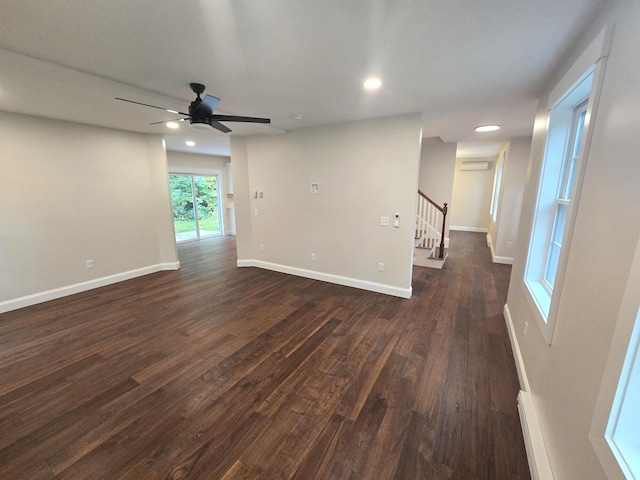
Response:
[0,0,604,157]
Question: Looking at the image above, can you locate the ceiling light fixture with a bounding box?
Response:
[166,122,180,129]
[186,140,195,147]
[191,121,211,130]
[363,78,382,90]
[475,124,500,132]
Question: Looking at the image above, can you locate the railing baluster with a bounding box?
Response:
[416,190,447,259]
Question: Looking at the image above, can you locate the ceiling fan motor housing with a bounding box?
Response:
[189,99,211,129]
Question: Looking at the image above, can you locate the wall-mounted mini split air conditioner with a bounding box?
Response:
[460,161,491,171]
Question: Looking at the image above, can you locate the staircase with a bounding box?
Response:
[414,190,448,269]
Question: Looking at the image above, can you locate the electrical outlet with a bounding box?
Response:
[378,262,384,272]
[507,241,513,249]
[380,216,390,226]
[259,244,264,252]
[524,321,529,337]
[86,259,94,269]
[311,253,316,261]
[254,208,259,216]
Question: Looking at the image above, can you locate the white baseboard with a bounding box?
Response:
[518,391,555,480]
[487,234,513,264]
[237,259,412,299]
[161,261,181,271]
[505,304,554,480]
[504,303,530,392]
[0,262,181,314]
[449,226,488,233]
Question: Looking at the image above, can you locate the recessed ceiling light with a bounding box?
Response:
[186,140,195,147]
[475,125,500,132]
[166,122,180,129]
[290,113,303,120]
[363,78,382,90]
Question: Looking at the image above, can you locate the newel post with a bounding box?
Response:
[439,203,448,258]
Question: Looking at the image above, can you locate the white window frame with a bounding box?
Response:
[490,151,505,223]
[607,309,640,479]
[590,237,640,480]
[524,68,594,344]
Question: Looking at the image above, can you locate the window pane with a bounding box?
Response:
[545,243,561,287]
[490,153,505,222]
[563,106,588,199]
[544,203,568,287]
[194,176,220,238]
[169,175,197,242]
[552,203,568,245]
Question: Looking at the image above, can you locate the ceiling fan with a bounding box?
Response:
[115,83,270,133]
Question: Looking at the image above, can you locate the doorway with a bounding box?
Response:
[169,174,223,242]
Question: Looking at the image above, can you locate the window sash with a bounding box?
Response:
[544,201,569,288]
[490,152,505,222]
[560,101,588,200]
[541,100,588,291]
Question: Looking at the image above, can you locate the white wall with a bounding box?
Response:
[506,1,640,478]
[229,138,252,258]
[488,137,531,263]
[166,150,235,235]
[167,150,229,173]
[419,137,457,242]
[0,111,178,312]
[450,157,495,232]
[231,114,422,298]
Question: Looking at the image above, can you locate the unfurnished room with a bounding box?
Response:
[1,1,639,479]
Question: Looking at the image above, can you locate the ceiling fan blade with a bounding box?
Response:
[115,97,190,116]
[148,118,187,126]
[210,115,271,124]
[193,94,221,116]
[210,121,232,134]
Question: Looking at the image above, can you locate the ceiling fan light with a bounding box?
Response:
[166,122,180,129]
[475,124,500,132]
[191,120,211,130]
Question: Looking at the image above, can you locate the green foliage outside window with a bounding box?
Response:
[169,175,221,235]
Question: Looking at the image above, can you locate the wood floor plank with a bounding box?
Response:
[0,232,530,479]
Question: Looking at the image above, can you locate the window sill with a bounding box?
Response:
[525,279,551,321]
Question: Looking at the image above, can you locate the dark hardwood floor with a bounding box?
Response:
[0,231,530,479]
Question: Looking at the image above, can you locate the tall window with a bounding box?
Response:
[607,307,640,479]
[524,69,593,342]
[490,151,505,222]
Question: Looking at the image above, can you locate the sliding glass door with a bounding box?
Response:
[169,174,223,242]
